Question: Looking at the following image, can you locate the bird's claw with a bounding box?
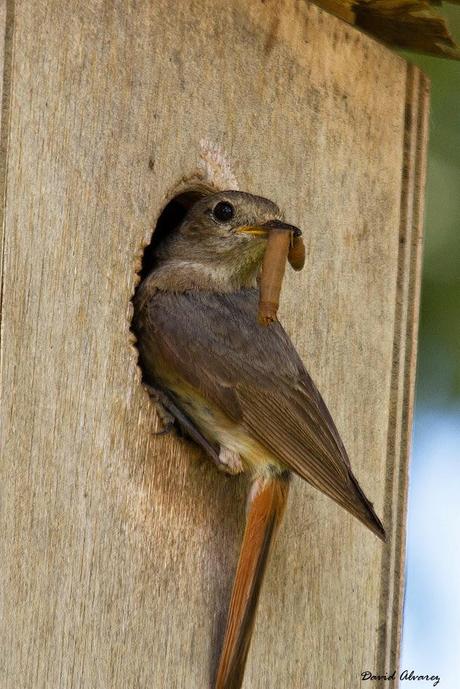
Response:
[152,420,175,436]
[142,382,222,464]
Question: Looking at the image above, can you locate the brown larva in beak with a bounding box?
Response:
[257,221,305,326]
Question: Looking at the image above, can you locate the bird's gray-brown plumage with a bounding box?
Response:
[136,287,384,539]
[133,190,385,689]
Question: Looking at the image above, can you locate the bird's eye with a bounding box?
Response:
[213,201,235,223]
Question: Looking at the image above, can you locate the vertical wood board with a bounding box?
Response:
[0,2,428,688]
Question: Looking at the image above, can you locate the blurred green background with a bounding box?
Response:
[400,7,459,687]
[402,5,460,407]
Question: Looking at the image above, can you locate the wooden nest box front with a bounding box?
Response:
[0,2,428,688]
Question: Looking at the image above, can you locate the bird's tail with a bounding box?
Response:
[215,472,290,689]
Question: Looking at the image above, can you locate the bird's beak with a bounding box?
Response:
[236,219,302,238]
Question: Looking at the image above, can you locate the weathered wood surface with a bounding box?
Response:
[0,2,428,688]
[312,0,460,59]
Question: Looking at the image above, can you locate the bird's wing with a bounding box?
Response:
[140,288,385,540]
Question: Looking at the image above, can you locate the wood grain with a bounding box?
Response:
[0,2,428,688]
[312,0,460,59]
[377,64,430,683]
[0,0,12,344]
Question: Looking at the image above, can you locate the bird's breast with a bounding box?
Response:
[134,288,285,475]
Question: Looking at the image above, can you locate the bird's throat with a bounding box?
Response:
[141,255,263,294]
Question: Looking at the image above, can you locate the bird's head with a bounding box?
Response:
[153,190,300,292]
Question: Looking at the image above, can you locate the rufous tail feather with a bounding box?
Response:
[215,472,290,689]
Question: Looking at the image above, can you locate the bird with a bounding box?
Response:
[133,190,385,689]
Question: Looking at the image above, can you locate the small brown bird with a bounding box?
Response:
[133,190,385,689]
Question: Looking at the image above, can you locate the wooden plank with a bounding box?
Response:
[377,64,430,684]
[312,0,460,59]
[0,1,7,130]
[0,0,12,340]
[0,2,428,688]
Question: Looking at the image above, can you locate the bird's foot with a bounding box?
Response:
[153,402,176,436]
[143,383,222,466]
[144,384,176,436]
[217,447,244,475]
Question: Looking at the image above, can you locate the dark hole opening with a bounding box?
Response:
[131,185,216,384]
[138,187,213,281]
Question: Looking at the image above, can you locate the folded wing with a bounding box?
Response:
[139,288,385,540]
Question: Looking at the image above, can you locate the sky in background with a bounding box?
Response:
[400,7,460,688]
[402,411,460,688]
